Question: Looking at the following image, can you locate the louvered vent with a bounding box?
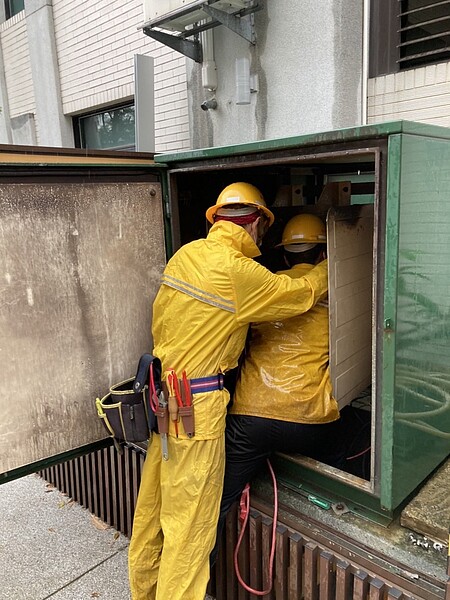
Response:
[399,0,450,68]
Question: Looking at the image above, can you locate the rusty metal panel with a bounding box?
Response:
[354,570,370,599]
[249,510,262,597]
[288,532,303,597]
[261,516,275,600]
[335,560,352,600]
[274,524,289,599]
[0,182,165,475]
[319,551,335,600]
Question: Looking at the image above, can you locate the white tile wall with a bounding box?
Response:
[368,61,450,129]
[52,0,190,151]
[0,12,39,142]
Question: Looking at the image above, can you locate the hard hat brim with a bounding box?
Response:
[275,239,327,248]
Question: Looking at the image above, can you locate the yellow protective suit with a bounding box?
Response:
[128,220,328,600]
[231,263,339,424]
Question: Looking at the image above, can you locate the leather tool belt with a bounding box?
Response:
[158,372,224,439]
[95,354,161,445]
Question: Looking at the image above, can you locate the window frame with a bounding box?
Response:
[4,0,24,20]
[73,103,136,152]
[369,0,450,77]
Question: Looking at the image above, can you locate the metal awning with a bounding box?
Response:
[141,0,263,63]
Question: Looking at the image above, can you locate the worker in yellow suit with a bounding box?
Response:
[211,213,342,566]
[128,184,329,600]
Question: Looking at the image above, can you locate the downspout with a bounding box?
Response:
[201,26,218,92]
[361,0,370,124]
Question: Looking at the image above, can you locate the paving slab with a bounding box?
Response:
[0,472,215,600]
[47,551,130,600]
[0,474,130,600]
[401,458,450,544]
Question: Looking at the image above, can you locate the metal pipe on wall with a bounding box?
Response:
[362,0,370,125]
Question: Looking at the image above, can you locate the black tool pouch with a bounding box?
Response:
[95,354,161,444]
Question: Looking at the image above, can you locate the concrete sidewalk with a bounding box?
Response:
[0,473,215,600]
[0,473,131,600]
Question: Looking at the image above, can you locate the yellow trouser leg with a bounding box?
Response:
[129,435,163,600]
[156,434,225,600]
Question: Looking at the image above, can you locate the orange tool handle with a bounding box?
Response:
[166,371,180,423]
[182,371,192,407]
[172,375,184,408]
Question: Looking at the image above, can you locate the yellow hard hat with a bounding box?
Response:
[205,182,275,225]
[279,214,327,247]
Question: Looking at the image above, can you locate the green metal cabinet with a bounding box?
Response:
[157,121,450,520]
[1,123,449,525]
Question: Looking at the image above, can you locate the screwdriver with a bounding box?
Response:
[167,370,180,437]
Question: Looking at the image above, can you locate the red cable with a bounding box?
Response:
[149,363,158,413]
[346,446,371,460]
[234,459,278,596]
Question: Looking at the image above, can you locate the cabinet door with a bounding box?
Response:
[385,133,450,510]
[327,204,374,409]
[0,181,166,478]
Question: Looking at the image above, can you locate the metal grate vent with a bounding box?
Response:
[398,0,450,68]
[39,444,449,600]
[39,443,145,538]
[209,505,439,600]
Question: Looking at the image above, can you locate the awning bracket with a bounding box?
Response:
[201,4,257,44]
[143,28,203,63]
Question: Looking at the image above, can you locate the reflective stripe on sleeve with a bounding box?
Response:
[162,274,236,313]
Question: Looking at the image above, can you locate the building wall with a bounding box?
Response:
[0,11,38,143]
[368,62,450,128]
[0,0,190,152]
[2,3,450,152]
[187,0,364,149]
[52,0,190,152]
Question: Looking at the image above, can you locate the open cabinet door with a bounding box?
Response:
[327,204,374,409]
[0,181,166,478]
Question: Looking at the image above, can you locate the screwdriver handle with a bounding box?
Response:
[168,394,179,422]
[166,371,179,422]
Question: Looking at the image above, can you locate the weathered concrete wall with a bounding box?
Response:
[188,0,363,148]
[25,0,73,147]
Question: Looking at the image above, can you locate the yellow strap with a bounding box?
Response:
[118,404,127,442]
[95,398,116,438]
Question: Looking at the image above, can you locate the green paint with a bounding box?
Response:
[390,134,450,508]
[0,439,111,486]
[380,134,402,510]
[156,120,450,164]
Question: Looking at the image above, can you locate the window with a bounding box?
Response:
[74,104,135,151]
[370,0,450,76]
[5,0,24,19]
[399,0,450,68]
